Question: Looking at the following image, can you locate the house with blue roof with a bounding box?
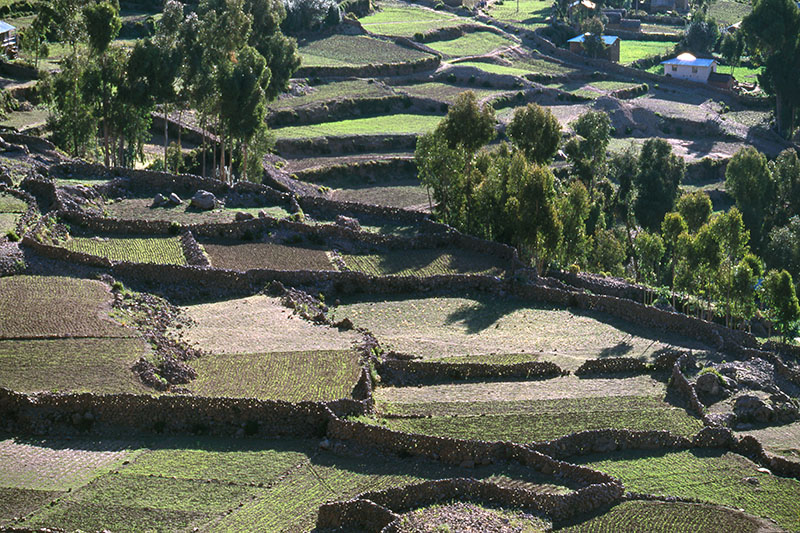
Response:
[0,21,17,57]
[661,52,718,83]
[568,33,620,62]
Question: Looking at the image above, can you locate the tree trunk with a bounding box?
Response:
[163,105,169,171]
[201,115,207,178]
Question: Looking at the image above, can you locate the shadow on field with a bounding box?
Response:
[597,340,634,358]
[445,297,529,334]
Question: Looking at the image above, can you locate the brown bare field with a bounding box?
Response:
[186,349,362,401]
[337,294,708,369]
[375,375,668,404]
[0,276,137,339]
[0,438,134,491]
[738,422,800,463]
[179,295,360,354]
[203,242,334,271]
[103,198,290,223]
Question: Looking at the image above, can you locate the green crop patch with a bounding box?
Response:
[427,31,515,58]
[0,488,62,526]
[0,438,134,492]
[186,349,362,402]
[340,248,507,277]
[395,81,500,103]
[103,197,290,224]
[218,449,575,531]
[708,0,752,27]
[299,34,432,67]
[575,449,800,531]
[620,40,675,65]
[274,113,443,138]
[487,0,551,28]
[557,500,761,532]
[121,438,317,485]
[26,501,208,533]
[0,193,26,213]
[0,276,136,339]
[335,293,708,368]
[203,241,335,271]
[0,338,152,394]
[358,2,465,37]
[362,395,702,442]
[457,61,534,77]
[180,294,360,355]
[63,235,188,265]
[0,212,17,233]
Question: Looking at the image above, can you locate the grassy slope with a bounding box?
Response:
[299,34,431,67]
[358,2,464,37]
[270,80,394,109]
[426,32,515,58]
[620,40,675,65]
[273,113,442,138]
[486,0,551,28]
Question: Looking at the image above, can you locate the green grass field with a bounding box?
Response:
[63,235,188,265]
[556,500,762,532]
[620,40,676,65]
[341,248,507,277]
[358,2,465,37]
[186,349,362,401]
[426,31,516,58]
[0,338,152,394]
[456,60,532,77]
[299,34,431,67]
[273,113,442,138]
[575,449,800,532]
[203,242,334,271]
[0,276,136,339]
[362,396,703,442]
[334,293,708,367]
[486,0,551,29]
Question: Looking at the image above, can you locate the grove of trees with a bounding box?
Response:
[417,92,800,340]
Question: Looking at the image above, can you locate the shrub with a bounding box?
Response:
[414,32,425,42]
[6,230,19,242]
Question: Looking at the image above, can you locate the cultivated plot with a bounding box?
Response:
[298,34,432,67]
[330,182,431,210]
[340,248,508,277]
[273,113,443,138]
[486,0,552,29]
[103,197,291,224]
[179,294,360,354]
[63,235,188,265]
[203,241,335,271]
[186,349,362,402]
[270,79,395,110]
[335,293,708,368]
[575,448,800,532]
[0,276,136,339]
[358,1,465,37]
[426,31,516,58]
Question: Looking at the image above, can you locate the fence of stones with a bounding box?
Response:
[378,359,565,384]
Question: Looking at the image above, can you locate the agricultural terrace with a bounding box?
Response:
[426,31,517,58]
[708,0,753,27]
[575,448,800,531]
[202,241,334,271]
[178,294,360,355]
[5,436,576,532]
[334,293,709,368]
[298,34,432,67]
[357,1,466,37]
[360,395,703,442]
[329,182,431,210]
[485,0,552,29]
[0,192,25,234]
[399,503,551,532]
[103,197,291,224]
[273,113,443,138]
[737,421,800,462]
[340,248,508,277]
[393,82,501,105]
[62,235,187,265]
[186,349,362,401]
[269,79,395,110]
[557,500,766,532]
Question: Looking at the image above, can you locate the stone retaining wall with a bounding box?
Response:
[274,133,419,158]
[294,158,417,184]
[574,357,651,375]
[0,388,366,438]
[378,359,565,384]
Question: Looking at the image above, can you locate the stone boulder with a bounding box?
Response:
[168,192,183,205]
[335,215,361,232]
[190,190,218,210]
[152,193,169,207]
[696,372,721,397]
[718,358,776,393]
[734,394,773,423]
[235,211,254,221]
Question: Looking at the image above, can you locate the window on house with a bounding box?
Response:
[671,65,677,71]
[692,66,698,73]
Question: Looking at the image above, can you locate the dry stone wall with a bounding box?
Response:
[378,359,565,384]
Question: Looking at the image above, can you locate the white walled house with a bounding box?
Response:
[661,53,717,83]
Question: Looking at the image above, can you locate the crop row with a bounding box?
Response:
[203,241,335,272]
[63,235,187,265]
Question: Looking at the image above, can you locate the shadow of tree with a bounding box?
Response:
[598,341,634,358]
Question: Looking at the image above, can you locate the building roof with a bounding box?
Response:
[568,33,619,45]
[0,21,15,33]
[569,0,597,9]
[661,52,715,67]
